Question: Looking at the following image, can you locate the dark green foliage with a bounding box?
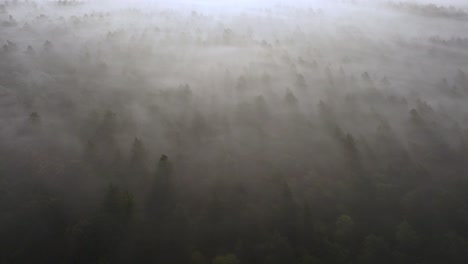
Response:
[192,250,209,264]
[4,106,468,264]
[213,254,240,264]
[68,185,134,264]
[335,214,354,242]
[358,235,391,264]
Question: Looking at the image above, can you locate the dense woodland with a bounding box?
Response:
[1,0,468,263]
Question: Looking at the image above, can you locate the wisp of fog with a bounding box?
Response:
[1,0,468,263]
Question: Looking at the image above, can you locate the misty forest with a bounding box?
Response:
[1,0,468,263]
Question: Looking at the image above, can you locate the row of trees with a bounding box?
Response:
[2,84,468,263]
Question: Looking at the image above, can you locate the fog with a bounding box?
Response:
[1,0,468,263]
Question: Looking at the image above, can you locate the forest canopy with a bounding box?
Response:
[0,0,468,263]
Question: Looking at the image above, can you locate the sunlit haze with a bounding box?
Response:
[1,0,468,263]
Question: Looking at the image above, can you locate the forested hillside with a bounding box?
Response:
[0,1,468,263]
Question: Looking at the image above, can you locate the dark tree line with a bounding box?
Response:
[1,89,468,264]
